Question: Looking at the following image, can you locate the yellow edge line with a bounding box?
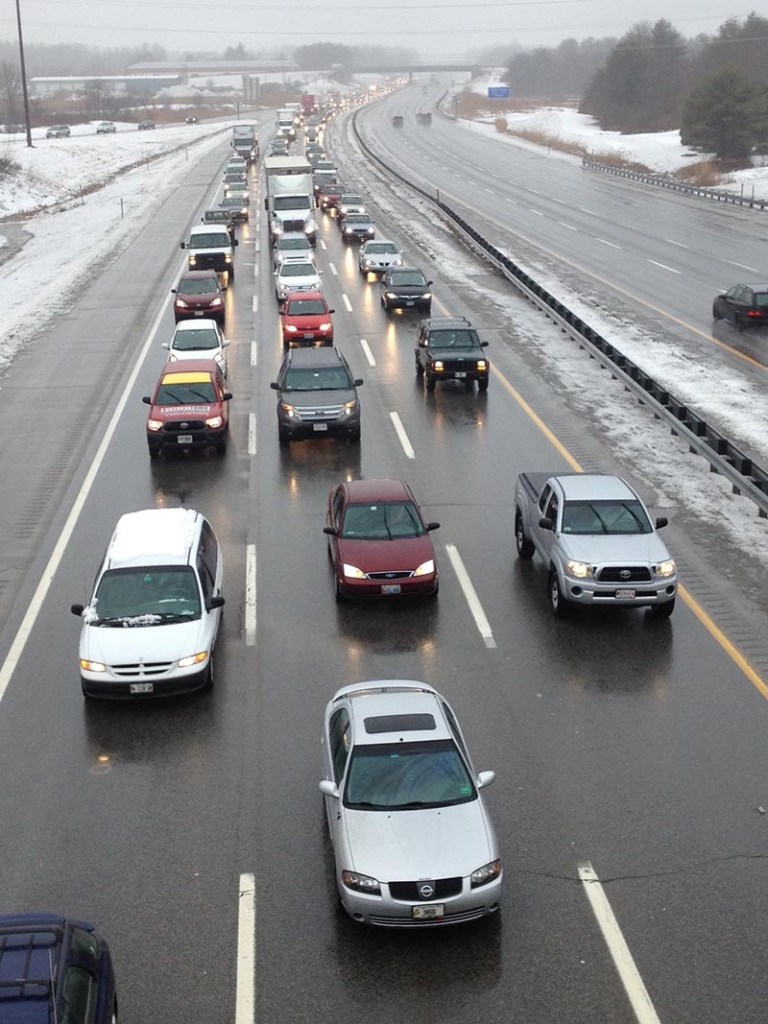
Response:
[493,366,768,700]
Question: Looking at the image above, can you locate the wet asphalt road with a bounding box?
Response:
[0,100,766,1024]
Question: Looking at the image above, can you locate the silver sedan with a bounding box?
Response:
[320,680,502,926]
[358,239,403,276]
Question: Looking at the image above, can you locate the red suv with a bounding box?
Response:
[171,270,226,325]
[280,291,335,345]
[143,359,232,457]
[318,184,344,213]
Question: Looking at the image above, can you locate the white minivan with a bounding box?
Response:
[71,508,225,699]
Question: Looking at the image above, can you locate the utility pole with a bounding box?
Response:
[15,0,33,147]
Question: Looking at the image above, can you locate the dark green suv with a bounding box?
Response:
[415,316,490,391]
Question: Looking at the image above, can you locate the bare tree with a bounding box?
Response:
[0,60,22,125]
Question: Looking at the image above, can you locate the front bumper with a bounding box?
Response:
[336,570,438,599]
[147,425,227,453]
[80,660,210,699]
[339,872,501,927]
[561,573,677,607]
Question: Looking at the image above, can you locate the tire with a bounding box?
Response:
[228,265,235,282]
[278,430,290,447]
[348,429,361,443]
[478,379,489,392]
[712,304,722,321]
[111,997,118,1024]
[202,652,214,691]
[425,375,436,392]
[650,598,675,619]
[549,570,571,618]
[148,447,159,460]
[334,577,345,601]
[415,360,424,376]
[515,513,535,559]
[215,440,227,455]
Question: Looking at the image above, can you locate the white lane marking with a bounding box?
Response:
[245,544,257,647]
[0,255,184,706]
[329,262,338,276]
[725,259,761,273]
[647,259,680,274]
[558,221,578,231]
[359,338,376,366]
[529,208,543,216]
[342,294,353,313]
[250,341,258,367]
[505,197,517,204]
[254,239,260,254]
[252,295,258,313]
[596,238,621,249]
[319,239,327,250]
[248,413,257,456]
[665,238,688,248]
[484,187,494,194]
[236,873,256,1024]
[579,207,599,217]
[445,544,496,649]
[389,411,414,459]
[578,863,662,1024]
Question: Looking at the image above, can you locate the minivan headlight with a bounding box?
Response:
[178,652,208,668]
[80,659,106,673]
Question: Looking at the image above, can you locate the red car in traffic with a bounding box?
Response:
[323,479,440,599]
[143,358,232,457]
[280,291,335,345]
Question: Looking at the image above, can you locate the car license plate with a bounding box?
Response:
[405,300,414,306]
[177,435,193,444]
[129,682,154,694]
[313,423,328,432]
[381,584,401,595]
[454,371,467,378]
[615,588,636,599]
[193,311,204,316]
[303,333,314,339]
[412,904,444,920]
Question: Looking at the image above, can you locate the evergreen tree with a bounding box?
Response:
[680,67,759,158]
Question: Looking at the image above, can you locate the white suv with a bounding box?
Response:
[71,508,225,699]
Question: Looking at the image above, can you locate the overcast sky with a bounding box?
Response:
[2,0,763,59]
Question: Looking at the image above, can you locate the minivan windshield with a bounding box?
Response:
[91,567,201,625]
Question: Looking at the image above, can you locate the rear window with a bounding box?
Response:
[754,292,768,308]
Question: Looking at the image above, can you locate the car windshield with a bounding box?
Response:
[279,239,311,252]
[221,198,243,208]
[90,566,201,625]
[367,243,397,254]
[344,739,476,810]
[178,277,217,295]
[389,272,425,286]
[342,196,363,204]
[172,328,219,351]
[344,215,369,224]
[429,329,478,349]
[341,501,424,539]
[274,196,311,211]
[560,500,653,534]
[281,263,316,278]
[189,234,228,249]
[156,379,216,404]
[286,299,327,315]
[203,212,228,223]
[283,368,351,391]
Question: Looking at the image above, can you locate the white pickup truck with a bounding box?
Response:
[514,473,678,618]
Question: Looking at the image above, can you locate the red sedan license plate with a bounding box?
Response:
[615,588,636,599]
[381,584,401,595]
[129,683,154,694]
[412,904,444,920]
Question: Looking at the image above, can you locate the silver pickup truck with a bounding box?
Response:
[514,473,678,618]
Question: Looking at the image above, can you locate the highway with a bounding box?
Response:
[0,92,766,1024]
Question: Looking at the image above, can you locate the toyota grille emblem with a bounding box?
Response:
[418,882,435,900]
[620,569,631,580]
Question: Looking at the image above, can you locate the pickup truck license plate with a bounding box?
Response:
[412,904,444,920]
[177,435,193,444]
[129,682,154,694]
[615,588,636,599]
[313,423,328,431]
[381,584,401,595]
[454,371,467,378]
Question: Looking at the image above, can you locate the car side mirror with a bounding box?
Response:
[223,340,231,347]
[476,770,495,790]
[427,280,433,286]
[233,239,239,246]
[538,516,553,531]
[270,382,280,391]
[319,780,340,799]
[323,526,337,536]
[354,378,364,387]
[426,521,440,531]
[481,341,489,347]
[209,596,225,609]
[70,603,84,616]
[161,342,169,349]
[179,242,187,249]
[655,516,668,529]
[328,308,335,314]
[142,396,151,405]
[222,391,233,401]
[170,288,177,294]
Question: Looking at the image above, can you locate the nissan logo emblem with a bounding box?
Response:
[418,882,435,899]
[620,569,631,579]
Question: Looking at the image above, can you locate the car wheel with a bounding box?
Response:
[278,430,290,447]
[549,570,571,618]
[228,266,235,282]
[515,513,535,559]
[348,429,361,443]
[424,375,436,392]
[202,652,214,691]
[478,379,489,392]
[334,577,345,601]
[215,441,227,455]
[649,598,675,619]
[111,996,118,1024]
[712,304,722,320]
[415,359,424,376]
[148,446,159,460]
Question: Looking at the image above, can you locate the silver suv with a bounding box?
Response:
[270,346,362,445]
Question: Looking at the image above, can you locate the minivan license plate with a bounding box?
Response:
[412,904,444,920]
[615,588,636,599]
[129,683,154,694]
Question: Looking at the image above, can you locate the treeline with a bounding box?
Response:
[0,41,167,77]
[503,12,768,158]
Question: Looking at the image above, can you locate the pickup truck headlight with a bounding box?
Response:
[655,559,676,578]
[188,255,197,266]
[146,419,164,432]
[205,415,223,429]
[565,560,593,579]
[476,360,488,371]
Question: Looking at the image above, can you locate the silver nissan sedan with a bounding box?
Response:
[319,680,502,926]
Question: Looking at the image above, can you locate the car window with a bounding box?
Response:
[341,502,423,540]
[59,965,97,1024]
[178,277,218,295]
[281,264,316,278]
[283,368,351,391]
[388,272,424,286]
[430,330,476,349]
[344,739,476,810]
[197,521,219,606]
[329,708,351,783]
[544,492,559,522]
[538,484,552,514]
[441,702,470,763]
[561,500,651,535]
[189,233,229,249]
[92,567,201,624]
[754,292,768,308]
[156,380,217,405]
[286,300,327,316]
[69,927,98,960]
[332,488,345,525]
[172,328,219,351]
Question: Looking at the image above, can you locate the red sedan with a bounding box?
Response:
[280,291,334,345]
[323,479,440,599]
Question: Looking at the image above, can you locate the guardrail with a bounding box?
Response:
[582,158,768,211]
[351,111,768,517]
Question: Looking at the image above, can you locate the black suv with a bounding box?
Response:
[270,346,363,445]
[415,316,490,391]
[0,913,117,1023]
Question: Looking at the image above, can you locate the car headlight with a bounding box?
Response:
[211,298,223,307]
[147,419,164,431]
[421,292,432,299]
[433,361,444,372]
[205,415,223,429]
[476,360,488,371]
[214,352,225,365]
[319,322,332,331]
[342,400,357,416]
[392,257,403,266]
[175,298,188,308]
[413,559,435,577]
[342,563,366,579]
[470,859,501,888]
[280,403,296,417]
[565,560,593,579]
[656,559,676,578]
[284,324,298,333]
[188,255,197,266]
[385,291,396,299]
[341,870,381,895]
[80,659,106,673]
[178,651,208,668]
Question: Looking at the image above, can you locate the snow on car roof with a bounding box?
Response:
[107,508,200,568]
